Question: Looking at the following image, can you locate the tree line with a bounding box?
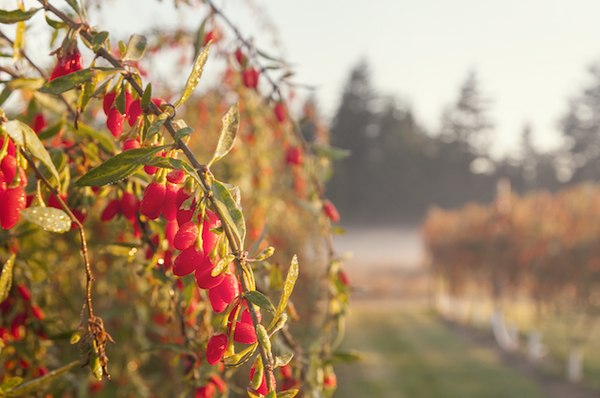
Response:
[326,60,600,224]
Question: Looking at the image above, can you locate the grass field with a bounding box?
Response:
[334,306,549,398]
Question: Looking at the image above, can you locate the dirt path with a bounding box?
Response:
[335,226,600,398]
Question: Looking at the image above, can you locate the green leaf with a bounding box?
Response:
[252,356,264,390]
[257,324,271,353]
[255,246,274,261]
[311,143,351,160]
[0,8,41,24]
[174,41,211,108]
[193,17,208,60]
[89,353,102,381]
[211,254,235,277]
[38,119,63,141]
[256,49,281,62]
[146,117,166,138]
[5,360,79,397]
[141,83,152,110]
[116,85,127,115]
[39,68,122,95]
[269,255,298,329]
[91,31,109,52]
[69,123,116,153]
[211,180,246,248]
[327,350,363,364]
[3,120,61,190]
[77,79,95,114]
[174,127,193,142]
[142,343,196,357]
[74,145,170,187]
[0,254,16,304]
[276,390,298,398]
[21,206,71,233]
[224,343,257,367]
[274,353,293,368]
[209,104,239,167]
[64,0,81,16]
[6,78,44,91]
[0,88,12,107]
[1,377,22,392]
[123,34,147,61]
[45,13,66,29]
[245,291,275,312]
[265,392,277,398]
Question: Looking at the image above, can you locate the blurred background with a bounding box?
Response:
[8,0,600,396]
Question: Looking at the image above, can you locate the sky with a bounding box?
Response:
[9,0,600,159]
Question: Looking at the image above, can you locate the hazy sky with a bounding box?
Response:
[11,0,600,158]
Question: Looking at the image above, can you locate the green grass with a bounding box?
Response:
[334,307,548,398]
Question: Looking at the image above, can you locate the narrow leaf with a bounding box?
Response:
[6,78,44,91]
[274,353,293,368]
[91,31,109,52]
[0,8,40,24]
[74,145,170,187]
[269,255,298,329]
[13,21,24,64]
[123,34,147,61]
[77,79,95,114]
[211,254,235,277]
[5,360,79,397]
[209,104,239,166]
[64,0,81,16]
[116,86,127,115]
[265,392,277,398]
[21,206,71,233]
[3,120,61,190]
[174,42,211,108]
[146,117,166,138]
[211,180,246,248]
[45,13,66,29]
[0,254,16,303]
[38,68,122,95]
[257,324,271,354]
[311,143,351,160]
[224,343,257,367]
[245,291,275,312]
[69,123,115,153]
[141,83,152,109]
[1,377,22,392]
[174,127,193,142]
[0,88,12,107]
[252,356,263,390]
[193,17,208,59]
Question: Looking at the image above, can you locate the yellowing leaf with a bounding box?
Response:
[21,206,72,233]
[269,255,298,329]
[209,104,239,166]
[174,41,211,108]
[0,254,16,304]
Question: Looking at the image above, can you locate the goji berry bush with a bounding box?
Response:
[0,1,354,397]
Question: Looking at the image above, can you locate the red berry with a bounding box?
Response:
[0,171,6,197]
[31,305,45,320]
[101,199,121,222]
[18,168,27,188]
[173,245,204,277]
[195,383,216,398]
[210,375,227,393]
[285,147,303,166]
[161,183,178,221]
[173,221,199,251]
[280,363,292,379]
[106,108,125,137]
[167,169,186,184]
[339,270,350,286]
[0,327,9,342]
[323,200,340,223]
[195,265,225,289]
[235,48,245,65]
[242,68,259,89]
[274,103,286,122]
[68,47,83,73]
[151,97,166,110]
[203,31,216,46]
[1,186,26,229]
[214,273,239,305]
[123,138,140,151]
[208,286,228,314]
[16,284,31,301]
[38,365,48,376]
[324,373,337,387]
[128,99,143,126]
[249,366,274,397]
[233,321,257,344]
[202,210,221,255]
[33,113,46,133]
[0,137,15,157]
[120,191,139,221]
[1,155,17,185]
[103,92,117,114]
[48,193,66,209]
[165,220,178,250]
[141,182,166,220]
[123,92,133,117]
[206,333,228,365]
